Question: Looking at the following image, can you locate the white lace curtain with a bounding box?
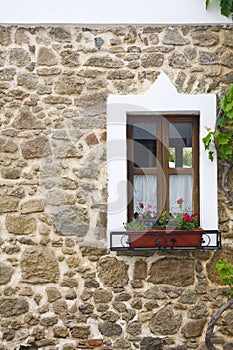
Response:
[134,174,192,214]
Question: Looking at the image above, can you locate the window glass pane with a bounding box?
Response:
[183,147,192,168]
[169,147,175,168]
[169,175,192,213]
[169,123,192,168]
[134,175,157,214]
[134,123,156,168]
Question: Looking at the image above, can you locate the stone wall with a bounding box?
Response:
[0,24,232,350]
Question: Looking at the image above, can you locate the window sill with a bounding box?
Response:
[110,230,221,251]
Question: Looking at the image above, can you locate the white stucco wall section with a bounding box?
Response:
[107,72,218,233]
[0,0,231,24]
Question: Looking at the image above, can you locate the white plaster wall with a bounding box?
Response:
[0,0,231,24]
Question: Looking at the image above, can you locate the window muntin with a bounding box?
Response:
[127,114,199,222]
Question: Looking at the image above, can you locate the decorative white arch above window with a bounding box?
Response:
[107,72,218,234]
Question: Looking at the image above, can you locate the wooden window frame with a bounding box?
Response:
[127,113,199,221]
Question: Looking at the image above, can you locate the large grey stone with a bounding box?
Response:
[141,53,164,67]
[163,27,189,45]
[191,31,218,46]
[140,337,164,350]
[52,205,89,236]
[182,319,206,338]
[0,196,19,213]
[9,48,30,66]
[84,55,124,68]
[55,76,84,95]
[13,107,45,129]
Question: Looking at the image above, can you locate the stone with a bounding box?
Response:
[2,328,15,341]
[1,168,21,179]
[21,199,44,214]
[182,319,206,338]
[15,28,30,44]
[113,338,131,349]
[84,55,124,68]
[98,321,122,336]
[52,299,68,316]
[224,343,233,350]
[13,107,45,129]
[0,68,16,81]
[114,292,131,302]
[149,307,182,335]
[17,73,39,89]
[163,27,189,45]
[98,257,129,287]
[0,137,18,153]
[0,27,11,45]
[191,31,218,46]
[101,311,119,322]
[37,47,58,66]
[40,317,58,327]
[140,337,164,350]
[55,76,84,95]
[61,49,80,66]
[133,260,147,280]
[127,320,141,336]
[107,69,135,79]
[21,247,59,283]
[0,196,19,213]
[93,288,113,303]
[85,133,99,146]
[219,310,233,336]
[179,290,197,304]
[0,263,13,284]
[49,27,71,41]
[21,136,51,159]
[222,31,233,47]
[112,301,127,313]
[183,47,197,60]
[9,48,30,66]
[43,95,72,105]
[204,66,222,77]
[71,324,90,338]
[148,258,194,286]
[46,287,61,302]
[221,52,233,68]
[52,140,83,159]
[199,51,218,64]
[0,298,29,317]
[168,53,189,68]
[79,303,94,315]
[6,215,36,235]
[52,205,89,236]
[141,53,164,68]
[221,72,233,84]
[53,325,69,338]
[61,278,79,288]
[37,67,62,75]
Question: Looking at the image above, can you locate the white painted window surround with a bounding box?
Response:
[107,72,218,234]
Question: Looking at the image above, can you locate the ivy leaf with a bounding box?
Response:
[208,151,214,161]
[217,116,227,128]
[218,131,232,145]
[220,0,233,17]
[206,0,210,9]
[221,144,233,155]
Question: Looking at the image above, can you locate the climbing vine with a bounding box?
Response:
[203,85,233,205]
[205,260,233,350]
[206,0,233,18]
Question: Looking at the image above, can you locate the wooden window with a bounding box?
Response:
[127,114,199,221]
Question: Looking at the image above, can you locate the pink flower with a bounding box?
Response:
[138,214,143,221]
[183,213,191,222]
[176,198,184,205]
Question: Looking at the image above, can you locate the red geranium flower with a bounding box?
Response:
[183,213,191,222]
[176,198,184,205]
[139,202,144,209]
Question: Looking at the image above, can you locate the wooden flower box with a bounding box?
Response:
[127,230,203,248]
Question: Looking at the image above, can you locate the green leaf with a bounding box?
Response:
[217,131,232,144]
[220,0,233,17]
[221,144,233,156]
[206,0,210,9]
[217,116,227,128]
[208,150,214,161]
